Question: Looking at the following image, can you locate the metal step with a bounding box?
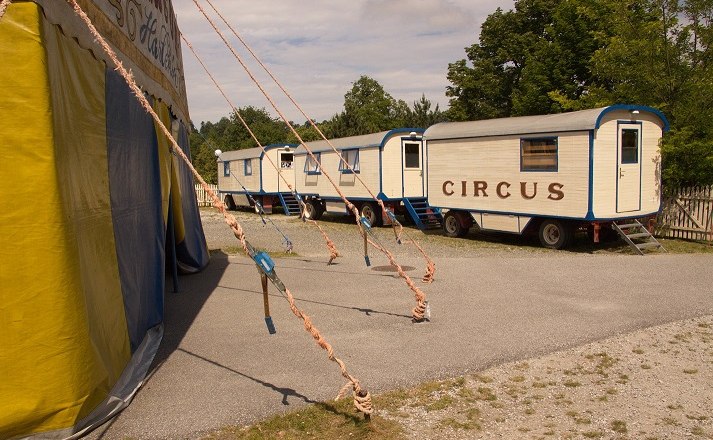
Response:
[402,198,443,230]
[277,193,300,216]
[611,219,666,255]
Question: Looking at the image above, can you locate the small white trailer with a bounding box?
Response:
[217,144,300,215]
[425,105,670,249]
[293,128,442,228]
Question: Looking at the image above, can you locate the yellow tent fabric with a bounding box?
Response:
[0,4,130,438]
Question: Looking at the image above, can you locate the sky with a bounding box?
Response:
[173,0,515,126]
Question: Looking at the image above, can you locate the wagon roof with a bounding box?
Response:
[424,105,669,140]
[294,128,424,155]
[218,144,296,161]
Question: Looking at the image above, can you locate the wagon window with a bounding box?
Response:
[280,153,294,169]
[244,159,252,176]
[223,161,231,177]
[339,149,360,173]
[621,129,639,164]
[521,138,558,171]
[304,153,321,174]
[404,142,420,169]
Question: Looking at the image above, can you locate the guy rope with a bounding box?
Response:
[191,0,430,321]
[202,0,436,284]
[0,0,10,19]
[65,0,371,417]
[182,34,341,265]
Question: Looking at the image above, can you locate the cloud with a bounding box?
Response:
[175,0,514,125]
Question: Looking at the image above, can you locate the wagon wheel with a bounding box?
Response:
[538,220,572,249]
[304,200,323,220]
[443,211,468,238]
[360,202,382,227]
[223,195,236,211]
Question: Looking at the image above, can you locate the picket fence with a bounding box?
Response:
[656,185,713,242]
[195,184,219,207]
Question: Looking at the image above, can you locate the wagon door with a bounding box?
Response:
[616,124,642,212]
[402,140,424,197]
[278,151,294,192]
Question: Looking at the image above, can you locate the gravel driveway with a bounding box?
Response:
[88,209,713,439]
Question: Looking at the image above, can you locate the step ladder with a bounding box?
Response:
[277,192,301,216]
[611,219,666,255]
[403,198,443,230]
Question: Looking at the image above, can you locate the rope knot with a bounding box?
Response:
[353,389,373,416]
[412,299,428,322]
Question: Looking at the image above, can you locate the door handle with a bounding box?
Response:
[619,168,624,178]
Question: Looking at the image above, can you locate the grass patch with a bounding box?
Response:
[437,417,481,431]
[425,395,455,412]
[611,420,627,433]
[476,387,497,401]
[632,348,645,354]
[564,380,581,388]
[582,430,603,438]
[683,368,698,374]
[205,398,404,440]
[658,238,713,254]
[691,426,705,436]
[221,245,299,258]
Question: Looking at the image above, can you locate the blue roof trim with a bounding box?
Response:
[258,143,298,159]
[595,105,670,132]
[381,127,425,150]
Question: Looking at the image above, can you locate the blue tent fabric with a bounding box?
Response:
[175,122,210,273]
[106,70,166,352]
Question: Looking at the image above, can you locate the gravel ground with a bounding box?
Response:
[386,315,713,439]
[197,208,712,439]
[87,208,712,439]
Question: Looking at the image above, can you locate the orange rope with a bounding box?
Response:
[191,0,429,320]
[0,0,11,20]
[181,33,340,263]
[202,0,436,283]
[66,0,369,415]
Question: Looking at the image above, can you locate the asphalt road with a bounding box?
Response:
[87,233,713,440]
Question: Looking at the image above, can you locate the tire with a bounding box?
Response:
[360,202,382,227]
[538,219,572,249]
[223,195,236,211]
[443,211,468,238]
[304,200,323,220]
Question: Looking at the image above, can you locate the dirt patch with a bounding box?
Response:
[379,316,713,439]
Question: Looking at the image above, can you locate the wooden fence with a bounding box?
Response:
[656,185,713,242]
[195,183,219,207]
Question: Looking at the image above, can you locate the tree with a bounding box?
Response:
[403,94,448,128]
[447,0,713,186]
[332,76,407,136]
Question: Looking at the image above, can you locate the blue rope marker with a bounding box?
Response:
[386,210,401,244]
[360,216,372,267]
[230,172,293,253]
[246,241,289,335]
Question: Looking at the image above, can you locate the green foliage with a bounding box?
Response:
[324,76,445,137]
[447,0,713,186]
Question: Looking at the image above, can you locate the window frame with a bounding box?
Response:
[338,148,360,174]
[403,141,421,170]
[280,152,294,169]
[303,152,321,175]
[244,158,253,176]
[620,128,639,164]
[223,161,231,177]
[520,137,558,172]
